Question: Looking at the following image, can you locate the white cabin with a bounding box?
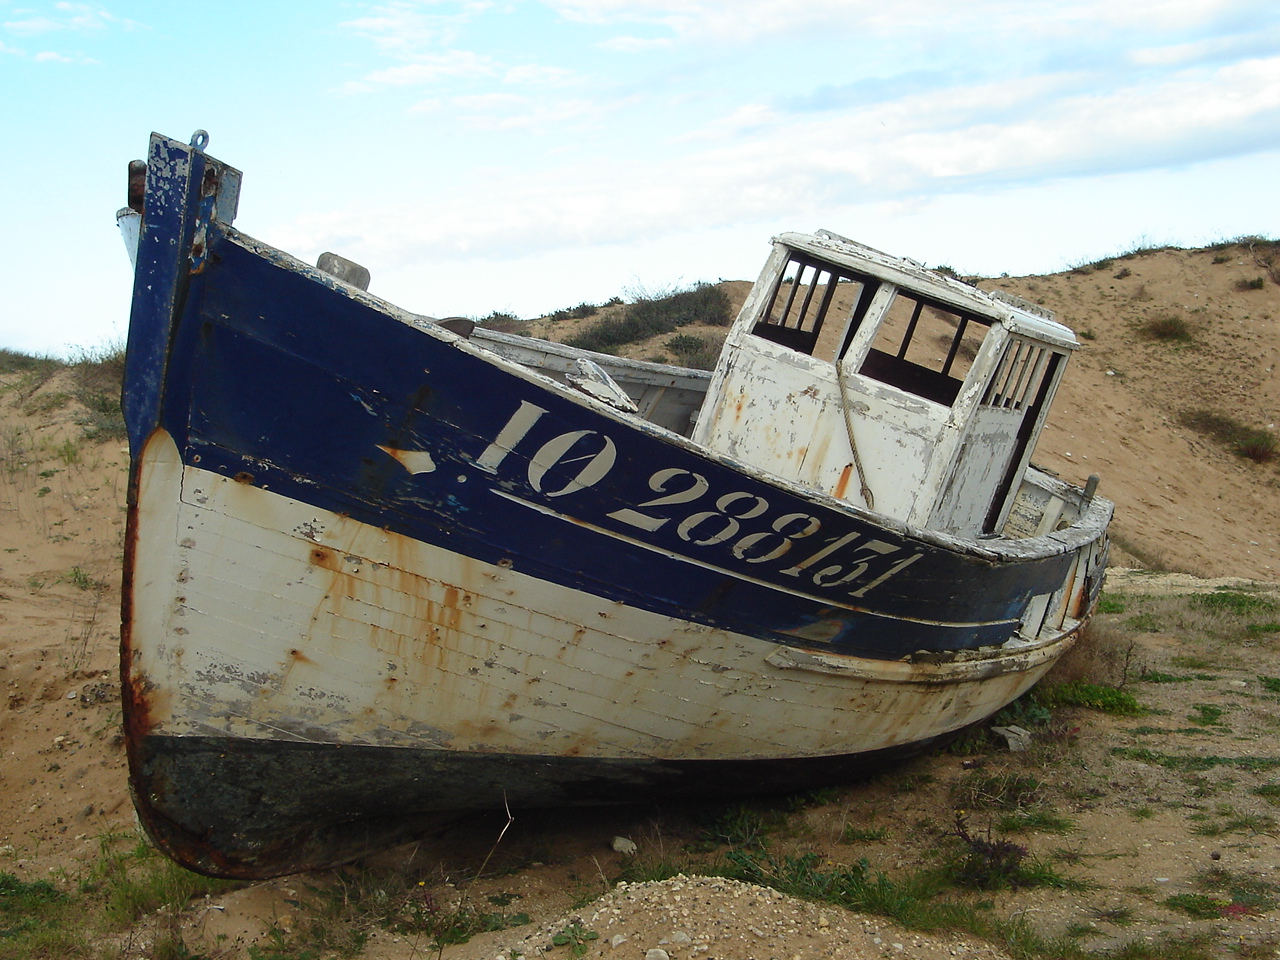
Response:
[691,231,1078,538]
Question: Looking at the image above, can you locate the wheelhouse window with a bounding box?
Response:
[752,254,879,362]
[982,338,1057,411]
[859,291,989,407]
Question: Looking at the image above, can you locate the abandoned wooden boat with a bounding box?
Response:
[120,131,1112,879]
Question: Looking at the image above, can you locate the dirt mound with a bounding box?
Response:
[2,240,1279,958]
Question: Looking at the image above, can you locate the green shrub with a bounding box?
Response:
[1139,313,1192,342]
[1178,410,1277,463]
[565,283,730,353]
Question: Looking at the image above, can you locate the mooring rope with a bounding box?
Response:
[835,360,875,510]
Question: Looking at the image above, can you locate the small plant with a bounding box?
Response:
[1140,669,1192,684]
[1034,679,1144,716]
[1190,812,1275,836]
[1139,313,1193,342]
[1165,892,1225,919]
[1195,591,1277,616]
[1211,253,1232,264]
[1189,703,1225,727]
[1166,867,1278,918]
[1113,267,1132,279]
[1179,410,1278,463]
[948,814,1080,891]
[1096,596,1126,614]
[0,871,70,945]
[1171,654,1216,670]
[995,809,1076,835]
[82,831,238,929]
[693,802,778,851]
[1236,276,1266,291]
[551,921,599,957]
[1251,783,1280,804]
[841,825,889,843]
[1092,904,1135,925]
[390,883,530,948]
[952,772,1043,810]
[951,816,1028,890]
[548,302,600,323]
[60,566,103,592]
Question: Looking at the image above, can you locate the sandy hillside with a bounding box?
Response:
[1,239,1279,959]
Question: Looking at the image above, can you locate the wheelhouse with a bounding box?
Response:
[693,230,1077,538]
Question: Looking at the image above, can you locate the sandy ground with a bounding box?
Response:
[2,241,1279,958]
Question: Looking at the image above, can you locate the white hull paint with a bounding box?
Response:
[133,429,1063,765]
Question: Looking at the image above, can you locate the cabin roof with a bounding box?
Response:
[776,230,1079,351]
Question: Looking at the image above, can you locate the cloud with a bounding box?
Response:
[503,63,579,86]
[595,34,673,52]
[344,49,499,92]
[339,0,494,54]
[281,47,1280,272]
[452,94,611,130]
[3,2,141,35]
[542,0,1275,48]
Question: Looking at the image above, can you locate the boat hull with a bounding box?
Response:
[121,133,1110,879]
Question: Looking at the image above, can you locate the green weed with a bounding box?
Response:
[59,567,103,592]
[0,872,87,960]
[1112,747,1280,772]
[1139,313,1193,342]
[81,832,237,929]
[1179,410,1278,463]
[1188,704,1225,727]
[1251,783,1280,804]
[1034,680,1145,716]
[1193,591,1277,616]
[995,809,1076,835]
[551,922,599,957]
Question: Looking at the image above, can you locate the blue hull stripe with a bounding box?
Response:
[122,228,1074,661]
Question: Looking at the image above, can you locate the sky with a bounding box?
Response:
[2,0,1279,357]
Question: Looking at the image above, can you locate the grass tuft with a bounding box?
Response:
[1139,313,1193,342]
[1178,410,1278,463]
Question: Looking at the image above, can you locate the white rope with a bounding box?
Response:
[835,361,875,510]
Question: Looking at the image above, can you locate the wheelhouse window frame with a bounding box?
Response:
[857,291,991,408]
[750,253,881,362]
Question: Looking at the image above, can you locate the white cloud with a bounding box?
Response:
[595,34,672,52]
[542,0,1266,46]
[281,48,1280,274]
[503,63,579,86]
[454,94,607,130]
[340,0,494,54]
[3,2,141,35]
[344,49,499,92]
